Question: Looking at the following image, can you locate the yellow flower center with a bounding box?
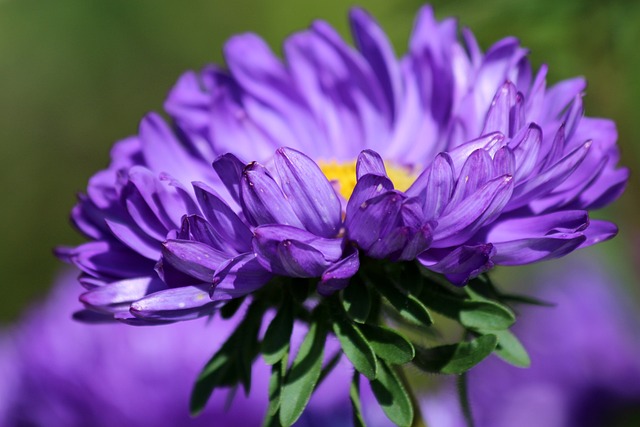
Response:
[318,160,417,200]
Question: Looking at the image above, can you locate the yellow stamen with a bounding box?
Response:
[318,160,417,200]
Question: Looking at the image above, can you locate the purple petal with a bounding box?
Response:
[448,149,495,207]
[406,153,454,220]
[273,147,342,237]
[356,149,387,179]
[482,81,518,136]
[193,182,253,253]
[212,153,245,205]
[346,191,403,251]
[346,174,394,220]
[80,277,167,314]
[510,124,542,181]
[579,220,618,248]
[162,239,229,282]
[68,240,155,280]
[130,285,221,321]
[105,219,161,260]
[253,224,344,267]
[486,210,590,242]
[349,7,402,119]
[491,234,586,266]
[240,162,304,228]
[433,175,514,247]
[318,248,360,296]
[212,252,272,301]
[419,244,496,286]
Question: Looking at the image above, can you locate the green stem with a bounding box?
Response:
[457,371,475,427]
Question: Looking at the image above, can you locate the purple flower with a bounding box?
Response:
[422,258,640,427]
[1,269,398,427]
[59,5,626,321]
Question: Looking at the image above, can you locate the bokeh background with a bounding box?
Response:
[0,0,638,320]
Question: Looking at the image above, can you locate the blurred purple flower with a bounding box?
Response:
[0,269,398,427]
[59,5,626,321]
[423,257,640,427]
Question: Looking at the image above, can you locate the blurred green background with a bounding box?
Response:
[1,0,638,322]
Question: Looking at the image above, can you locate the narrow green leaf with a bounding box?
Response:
[331,302,378,380]
[279,315,328,427]
[412,334,498,375]
[266,354,287,418]
[359,324,415,365]
[459,300,516,330]
[342,279,371,323]
[262,298,294,365]
[350,372,367,427]
[370,359,414,427]
[488,329,531,368]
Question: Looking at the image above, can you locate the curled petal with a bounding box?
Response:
[579,220,618,249]
[193,182,253,252]
[162,239,229,282]
[433,175,514,247]
[253,225,343,276]
[492,235,586,266]
[212,252,272,301]
[80,277,166,314]
[212,152,245,204]
[346,190,404,251]
[273,147,342,237]
[130,285,221,321]
[318,248,360,296]
[240,162,303,228]
[419,244,496,285]
[356,149,387,179]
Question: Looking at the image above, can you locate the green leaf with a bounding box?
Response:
[317,351,342,388]
[266,355,287,418]
[331,300,378,380]
[412,334,498,375]
[373,278,433,327]
[488,329,531,368]
[350,372,367,427]
[359,324,415,365]
[459,300,516,330]
[190,350,234,415]
[262,297,294,365]
[342,279,371,324]
[279,313,328,427]
[370,359,414,427]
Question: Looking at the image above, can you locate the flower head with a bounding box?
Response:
[59,5,626,322]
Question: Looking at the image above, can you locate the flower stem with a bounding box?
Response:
[457,371,475,427]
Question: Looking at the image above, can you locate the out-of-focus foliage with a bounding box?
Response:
[1,0,638,321]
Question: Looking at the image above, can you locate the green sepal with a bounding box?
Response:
[459,300,516,331]
[330,297,378,380]
[373,276,433,327]
[342,278,371,323]
[359,324,415,365]
[370,359,414,427]
[350,372,367,427]
[412,334,498,375]
[279,310,328,427]
[483,329,530,367]
[262,295,294,365]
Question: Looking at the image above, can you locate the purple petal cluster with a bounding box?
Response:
[59,5,626,321]
[2,270,393,427]
[422,258,640,427]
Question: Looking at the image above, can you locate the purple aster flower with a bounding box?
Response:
[422,257,640,427]
[1,269,400,427]
[59,5,625,320]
